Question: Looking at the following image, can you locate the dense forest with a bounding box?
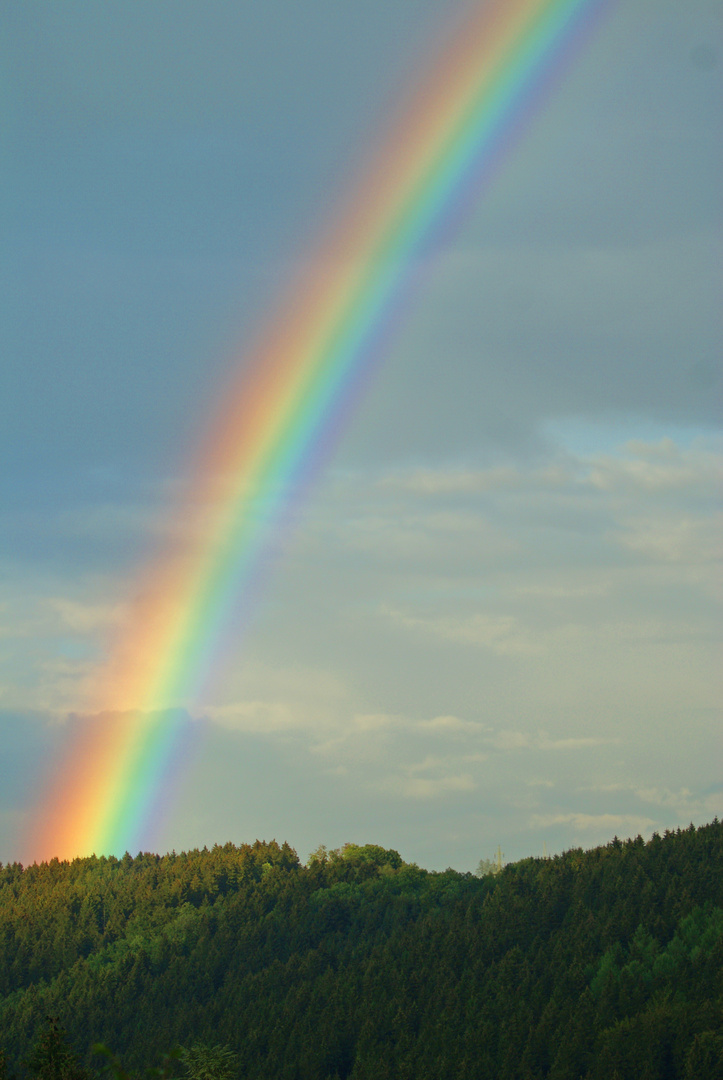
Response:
[1,821,722,1079]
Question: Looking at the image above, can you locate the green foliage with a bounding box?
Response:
[0,1049,14,1080]
[93,1042,180,1080]
[179,1044,237,1080]
[590,902,723,1006]
[683,1031,723,1080]
[23,1018,88,1080]
[0,824,721,1078]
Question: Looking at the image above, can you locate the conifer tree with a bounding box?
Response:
[23,1019,88,1080]
[180,1044,238,1080]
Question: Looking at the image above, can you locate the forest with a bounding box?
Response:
[1,821,722,1079]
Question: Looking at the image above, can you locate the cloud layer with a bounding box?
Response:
[2,0,720,867]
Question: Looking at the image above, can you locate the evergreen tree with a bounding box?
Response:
[180,1044,237,1080]
[23,1018,88,1080]
[0,827,720,1076]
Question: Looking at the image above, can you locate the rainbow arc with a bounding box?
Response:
[29,0,607,861]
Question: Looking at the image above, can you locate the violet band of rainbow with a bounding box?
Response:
[30,0,609,860]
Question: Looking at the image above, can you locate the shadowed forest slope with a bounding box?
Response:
[1,822,722,1079]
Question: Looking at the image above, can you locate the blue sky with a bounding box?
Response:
[1,0,721,869]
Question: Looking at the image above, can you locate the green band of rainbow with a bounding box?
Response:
[30,0,609,861]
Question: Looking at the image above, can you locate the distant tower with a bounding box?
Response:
[495,845,504,874]
[543,840,548,859]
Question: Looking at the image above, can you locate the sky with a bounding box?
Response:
[1,0,721,871]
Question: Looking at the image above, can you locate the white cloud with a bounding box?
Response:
[588,438,723,494]
[405,752,488,773]
[307,712,487,761]
[46,598,128,634]
[582,782,718,819]
[485,730,614,752]
[537,733,614,750]
[417,714,483,735]
[704,791,723,819]
[530,812,656,835]
[613,513,722,564]
[351,712,401,732]
[202,700,301,733]
[384,608,544,656]
[634,787,695,810]
[380,773,475,801]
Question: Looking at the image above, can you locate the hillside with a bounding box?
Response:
[1,822,722,1079]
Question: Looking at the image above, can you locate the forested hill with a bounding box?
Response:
[1,822,722,1080]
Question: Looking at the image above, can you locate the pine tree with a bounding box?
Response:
[180,1044,238,1080]
[23,1018,89,1080]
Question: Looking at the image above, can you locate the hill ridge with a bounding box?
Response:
[1,822,722,1078]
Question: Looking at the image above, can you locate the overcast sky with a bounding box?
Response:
[1,0,721,870]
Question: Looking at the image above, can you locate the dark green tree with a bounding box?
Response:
[0,1049,15,1080]
[684,1031,723,1080]
[23,1019,88,1080]
[180,1044,237,1080]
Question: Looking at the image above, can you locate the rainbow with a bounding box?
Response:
[29,0,608,861]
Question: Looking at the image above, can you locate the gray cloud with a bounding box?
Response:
[1,0,720,868]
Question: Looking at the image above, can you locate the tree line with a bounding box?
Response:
[1,826,722,1079]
